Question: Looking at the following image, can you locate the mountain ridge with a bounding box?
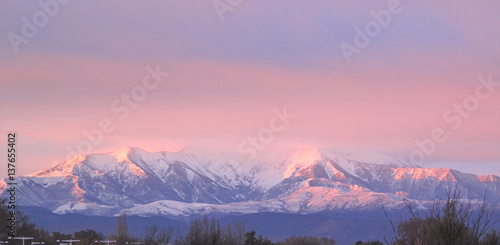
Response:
[1,146,499,218]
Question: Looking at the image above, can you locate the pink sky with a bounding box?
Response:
[1,1,499,175]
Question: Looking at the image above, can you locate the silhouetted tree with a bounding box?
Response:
[244,231,257,245]
[362,241,384,245]
[276,236,335,245]
[0,198,10,240]
[233,222,246,244]
[74,229,104,245]
[52,231,73,240]
[117,213,129,244]
[385,188,496,245]
[221,224,237,245]
[480,230,500,245]
[182,215,223,245]
[143,224,172,245]
[0,198,51,244]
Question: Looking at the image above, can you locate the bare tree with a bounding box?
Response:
[117,213,129,244]
[480,229,500,245]
[222,224,239,245]
[233,222,247,245]
[385,188,497,245]
[143,224,173,245]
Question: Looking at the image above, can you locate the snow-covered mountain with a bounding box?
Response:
[1,147,499,217]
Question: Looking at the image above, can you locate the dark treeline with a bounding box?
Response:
[116,214,338,245]
[2,191,500,245]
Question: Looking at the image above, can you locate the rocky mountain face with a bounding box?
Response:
[1,147,499,217]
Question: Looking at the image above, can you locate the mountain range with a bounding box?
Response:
[2,147,499,218]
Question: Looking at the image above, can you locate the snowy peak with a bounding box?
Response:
[111,147,136,162]
[280,148,412,182]
[29,155,87,177]
[323,150,414,168]
[478,175,500,182]
[284,149,323,179]
[2,146,499,217]
[393,167,458,181]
